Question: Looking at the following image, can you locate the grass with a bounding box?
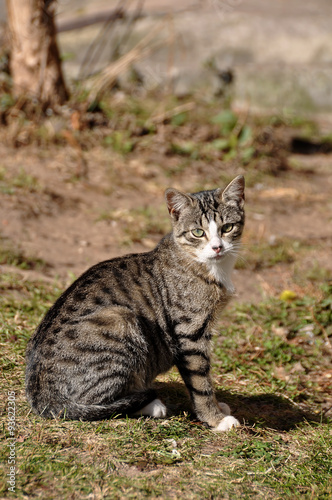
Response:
[0,166,41,195]
[0,237,48,272]
[0,92,284,164]
[213,285,332,414]
[236,238,300,270]
[1,268,331,499]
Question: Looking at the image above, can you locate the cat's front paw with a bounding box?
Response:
[213,416,240,432]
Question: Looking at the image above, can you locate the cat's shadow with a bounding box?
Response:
[155,381,324,431]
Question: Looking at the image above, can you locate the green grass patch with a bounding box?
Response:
[0,166,41,195]
[1,273,331,499]
[0,237,49,272]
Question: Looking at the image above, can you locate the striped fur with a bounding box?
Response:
[25,176,245,430]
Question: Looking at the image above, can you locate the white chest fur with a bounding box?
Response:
[206,253,236,293]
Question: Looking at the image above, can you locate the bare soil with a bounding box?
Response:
[1,119,331,304]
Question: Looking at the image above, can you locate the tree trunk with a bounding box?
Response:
[6,0,68,107]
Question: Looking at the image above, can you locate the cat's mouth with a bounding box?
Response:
[209,253,224,261]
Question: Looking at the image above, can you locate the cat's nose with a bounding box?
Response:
[212,245,222,254]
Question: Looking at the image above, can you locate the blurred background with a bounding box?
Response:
[55,0,332,113]
[2,0,332,111]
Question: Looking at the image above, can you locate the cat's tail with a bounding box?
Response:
[30,389,158,421]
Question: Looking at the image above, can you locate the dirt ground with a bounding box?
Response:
[1,114,331,305]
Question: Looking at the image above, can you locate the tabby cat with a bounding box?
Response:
[25,175,245,432]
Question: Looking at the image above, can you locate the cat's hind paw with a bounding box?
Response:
[134,398,167,418]
[218,401,231,415]
[214,416,240,432]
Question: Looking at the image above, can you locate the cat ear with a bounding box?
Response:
[219,175,245,208]
[165,188,194,220]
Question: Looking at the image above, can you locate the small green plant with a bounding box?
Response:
[205,110,255,162]
[211,109,238,135]
[104,131,135,154]
[170,111,188,127]
[0,93,15,112]
[169,140,199,158]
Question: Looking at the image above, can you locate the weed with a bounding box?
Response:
[169,140,199,159]
[0,93,15,112]
[205,109,256,162]
[104,131,135,154]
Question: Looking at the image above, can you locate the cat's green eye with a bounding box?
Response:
[191,228,205,238]
[222,223,234,233]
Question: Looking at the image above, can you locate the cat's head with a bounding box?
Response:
[165,176,245,271]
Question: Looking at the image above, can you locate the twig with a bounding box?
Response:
[86,21,166,104]
[78,0,128,79]
[108,0,145,63]
[57,6,127,34]
[148,102,196,125]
